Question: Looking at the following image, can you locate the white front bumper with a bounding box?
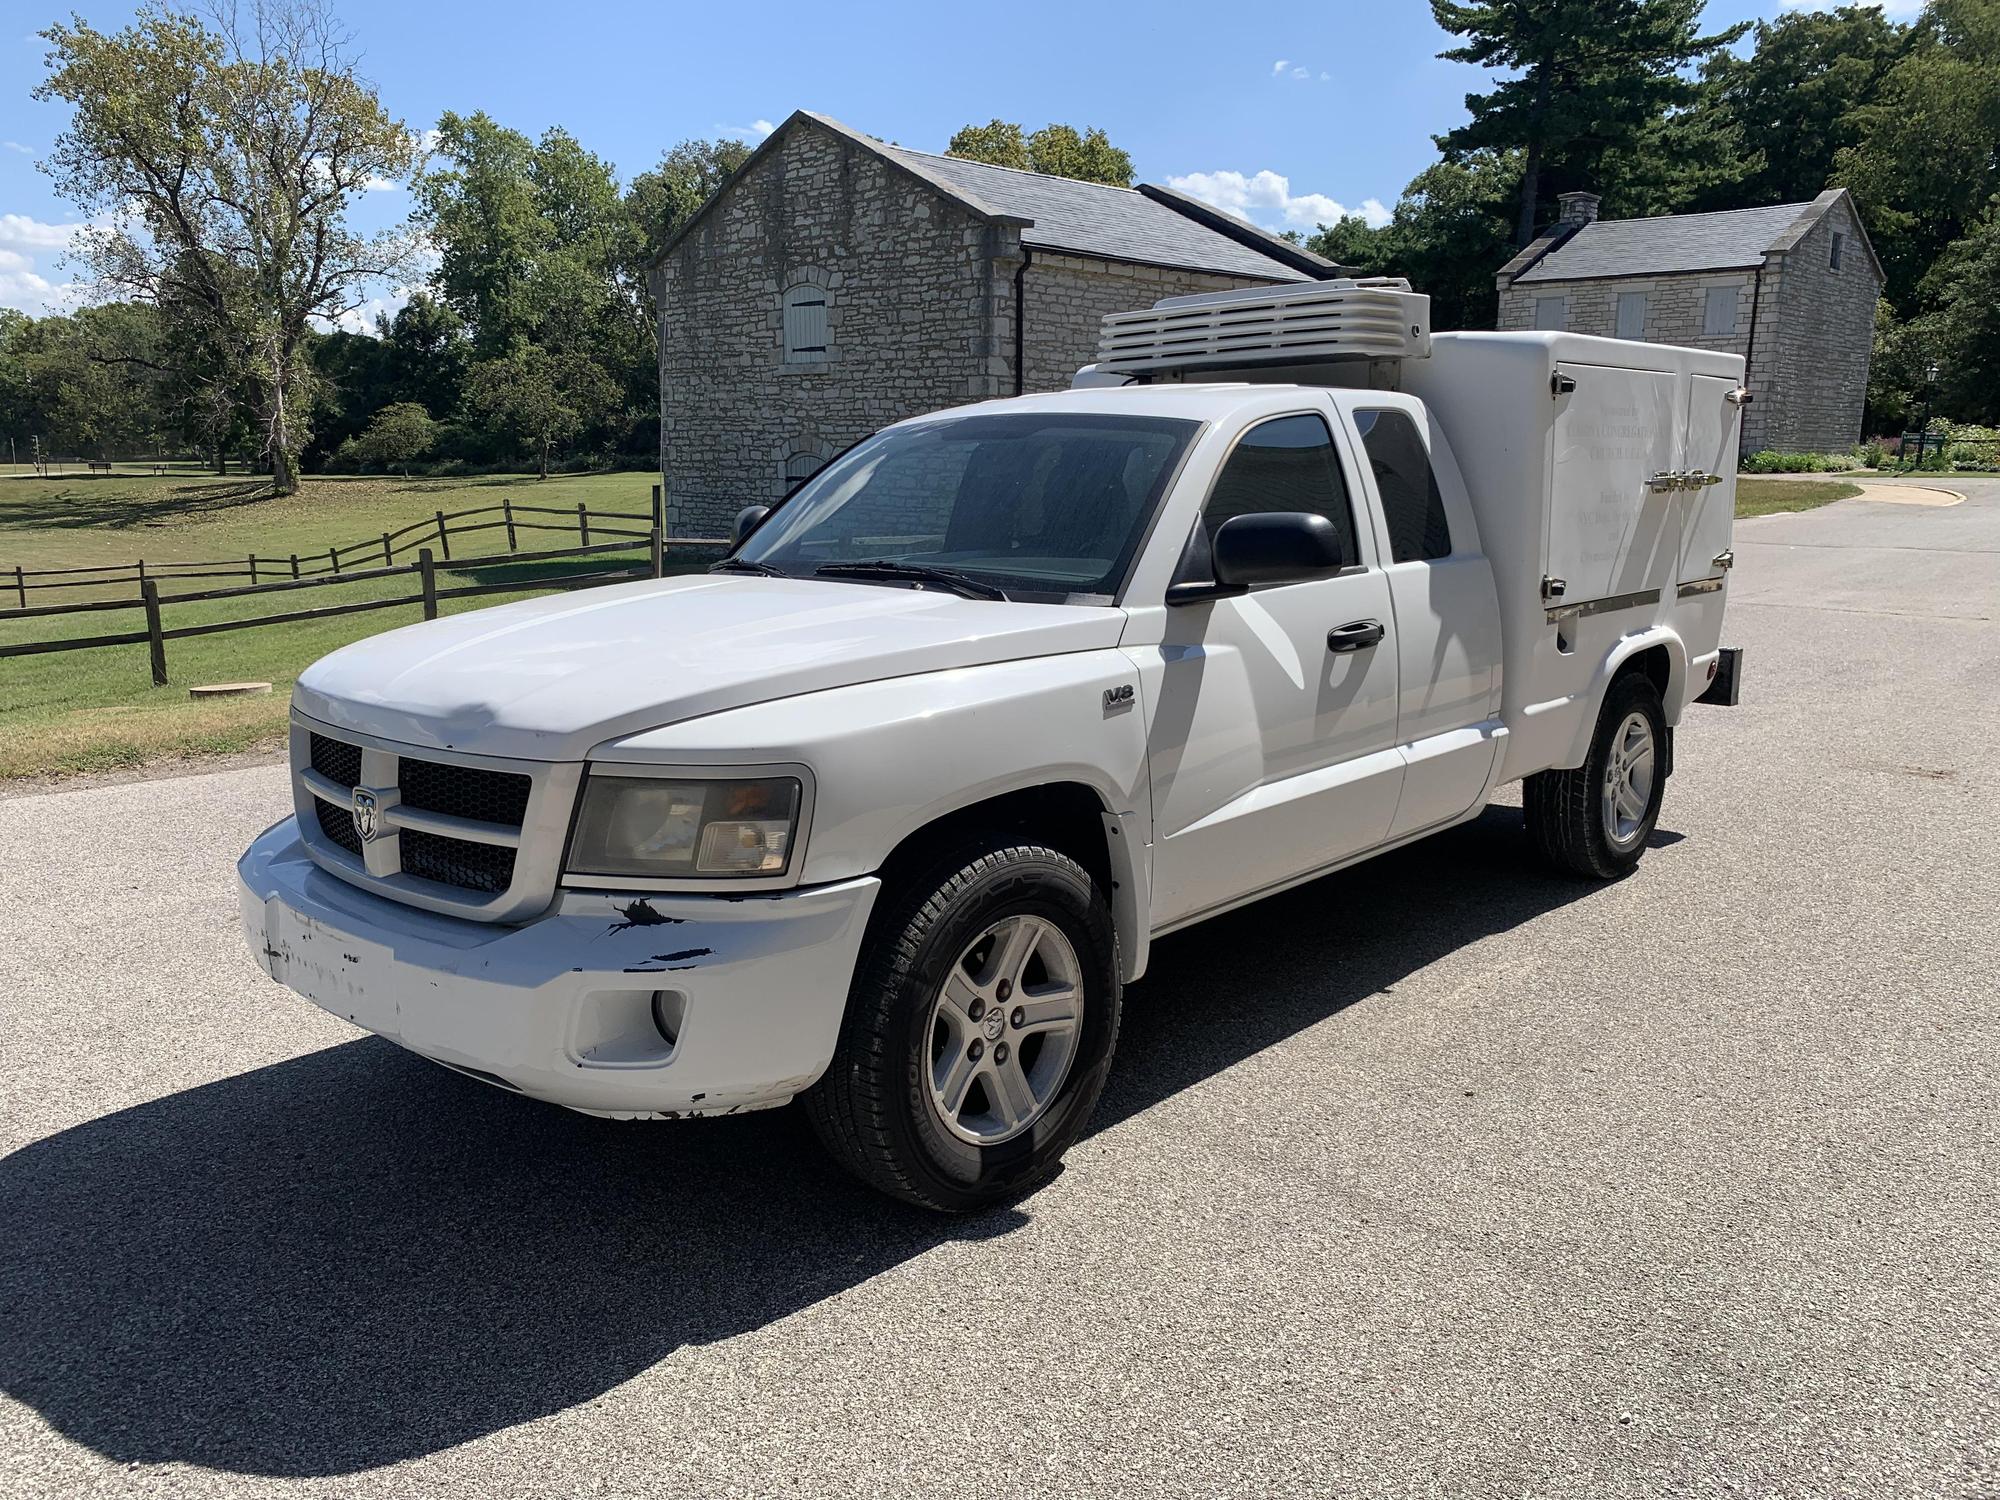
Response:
[238,818,880,1117]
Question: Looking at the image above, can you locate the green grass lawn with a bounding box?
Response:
[1735,478,1864,518]
[0,469,722,779]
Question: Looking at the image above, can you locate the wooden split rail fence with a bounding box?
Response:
[0,491,725,687]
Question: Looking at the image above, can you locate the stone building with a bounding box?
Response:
[1495,189,1882,455]
[651,110,1334,536]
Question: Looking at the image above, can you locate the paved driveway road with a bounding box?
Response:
[2,481,1995,1499]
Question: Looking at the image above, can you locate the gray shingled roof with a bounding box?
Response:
[873,142,1313,283]
[1514,201,1816,283]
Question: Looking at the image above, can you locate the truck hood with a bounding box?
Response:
[294,573,1127,761]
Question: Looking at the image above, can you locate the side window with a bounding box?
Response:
[1829,231,1845,271]
[1202,413,1358,567]
[782,282,829,363]
[1353,409,1452,563]
[1533,295,1568,331]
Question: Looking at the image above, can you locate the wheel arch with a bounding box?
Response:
[1561,629,1685,769]
[872,780,1150,984]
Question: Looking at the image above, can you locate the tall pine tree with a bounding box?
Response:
[1430,0,1748,243]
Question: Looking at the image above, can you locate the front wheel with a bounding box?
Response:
[804,840,1122,1211]
[1523,672,1668,879]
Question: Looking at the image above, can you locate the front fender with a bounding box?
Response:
[592,648,1154,887]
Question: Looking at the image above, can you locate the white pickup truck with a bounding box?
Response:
[240,280,1744,1210]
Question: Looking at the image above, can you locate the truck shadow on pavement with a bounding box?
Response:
[0,805,1619,1477]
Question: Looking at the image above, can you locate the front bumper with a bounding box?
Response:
[238,817,880,1117]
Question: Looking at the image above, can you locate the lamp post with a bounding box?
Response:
[1916,360,1940,464]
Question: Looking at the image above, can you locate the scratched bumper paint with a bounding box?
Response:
[238,818,880,1118]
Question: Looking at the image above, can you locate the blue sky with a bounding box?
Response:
[0,0,1913,320]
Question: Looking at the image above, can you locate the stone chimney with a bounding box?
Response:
[1557,191,1601,227]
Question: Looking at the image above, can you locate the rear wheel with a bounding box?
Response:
[805,839,1121,1211]
[1524,672,1667,879]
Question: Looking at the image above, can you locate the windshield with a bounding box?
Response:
[735,411,1200,600]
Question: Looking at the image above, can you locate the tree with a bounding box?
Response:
[1908,197,2000,424]
[1836,0,2000,305]
[36,1,418,493]
[625,138,753,266]
[354,400,437,476]
[1308,150,1523,330]
[1687,6,1906,212]
[947,120,1030,171]
[381,292,469,416]
[465,344,617,479]
[413,111,544,355]
[1026,125,1134,188]
[1429,0,1749,244]
[949,120,1135,186]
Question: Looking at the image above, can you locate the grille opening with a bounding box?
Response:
[400,827,516,894]
[400,756,532,827]
[309,733,362,788]
[314,796,364,858]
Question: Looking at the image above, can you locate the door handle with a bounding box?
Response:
[1327,619,1385,653]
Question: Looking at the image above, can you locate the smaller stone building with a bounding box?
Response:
[1495,189,1882,454]
[652,111,1336,536]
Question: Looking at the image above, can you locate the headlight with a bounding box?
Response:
[567,775,801,879]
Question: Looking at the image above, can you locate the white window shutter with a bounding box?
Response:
[783,285,828,362]
[1533,296,1567,331]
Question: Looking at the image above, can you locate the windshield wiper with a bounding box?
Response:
[709,557,786,577]
[814,559,1009,601]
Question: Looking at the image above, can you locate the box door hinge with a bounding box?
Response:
[1541,575,1567,603]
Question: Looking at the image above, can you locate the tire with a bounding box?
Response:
[1524,671,1668,880]
[804,838,1122,1212]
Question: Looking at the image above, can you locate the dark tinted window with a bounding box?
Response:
[1202,413,1358,564]
[1354,408,1452,562]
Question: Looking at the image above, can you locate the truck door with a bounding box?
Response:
[1679,374,1742,584]
[1548,362,1682,605]
[1144,410,1403,930]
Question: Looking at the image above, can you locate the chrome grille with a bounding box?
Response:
[292,721,578,922]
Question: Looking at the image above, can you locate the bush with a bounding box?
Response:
[1854,441,1888,469]
[1740,450,1859,474]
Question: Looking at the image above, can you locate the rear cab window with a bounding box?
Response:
[1353,408,1453,562]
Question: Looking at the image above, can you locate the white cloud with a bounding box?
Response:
[1271,59,1289,77]
[1166,169,1390,233]
[2,141,30,155]
[0,213,92,314]
[1272,58,1321,81]
[362,174,400,192]
[716,118,777,143]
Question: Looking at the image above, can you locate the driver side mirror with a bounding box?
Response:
[1168,511,1347,604]
[732,505,771,546]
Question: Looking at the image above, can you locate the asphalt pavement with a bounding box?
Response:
[1,478,1995,1498]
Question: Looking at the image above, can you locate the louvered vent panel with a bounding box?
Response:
[1094,279,1431,375]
